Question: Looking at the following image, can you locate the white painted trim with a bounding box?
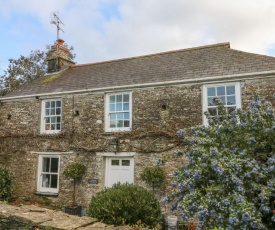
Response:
[31,151,72,155]
[96,152,136,157]
[1,71,275,101]
[104,92,132,132]
[37,154,60,193]
[40,99,62,134]
[202,82,241,125]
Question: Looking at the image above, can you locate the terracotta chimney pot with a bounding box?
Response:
[58,39,64,46]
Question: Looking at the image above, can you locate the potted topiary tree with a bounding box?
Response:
[140,165,165,193]
[63,162,87,216]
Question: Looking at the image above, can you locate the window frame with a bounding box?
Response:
[105,92,132,132]
[202,82,241,125]
[40,99,62,134]
[37,154,60,194]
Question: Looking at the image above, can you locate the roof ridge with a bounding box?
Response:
[229,47,275,59]
[72,42,230,68]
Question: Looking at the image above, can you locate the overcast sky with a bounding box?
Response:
[1,0,275,73]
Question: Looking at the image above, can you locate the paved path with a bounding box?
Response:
[0,202,142,229]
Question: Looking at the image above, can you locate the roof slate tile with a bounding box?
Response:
[3,42,275,98]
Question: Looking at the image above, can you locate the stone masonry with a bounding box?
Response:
[0,84,202,208]
[0,78,275,210]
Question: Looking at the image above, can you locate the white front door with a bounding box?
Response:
[105,157,134,187]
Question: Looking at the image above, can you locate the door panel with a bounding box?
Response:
[105,157,134,187]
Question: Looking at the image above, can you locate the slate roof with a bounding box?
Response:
[3,42,275,99]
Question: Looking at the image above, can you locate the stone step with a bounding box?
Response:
[0,202,97,229]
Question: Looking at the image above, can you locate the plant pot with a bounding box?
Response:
[64,206,82,216]
[188,223,198,230]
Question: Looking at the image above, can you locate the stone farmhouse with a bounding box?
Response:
[1,41,275,209]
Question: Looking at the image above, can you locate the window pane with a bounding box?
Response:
[110,104,115,112]
[56,108,61,115]
[117,113,123,119]
[220,96,226,105]
[42,158,50,172]
[110,121,116,128]
[208,108,217,116]
[117,120,123,127]
[217,86,225,96]
[123,103,129,111]
[110,96,115,103]
[56,101,61,107]
[226,86,235,95]
[51,158,59,173]
[45,124,51,130]
[122,160,130,166]
[111,159,119,166]
[45,109,50,116]
[42,174,50,187]
[56,124,61,130]
[123,94,129,102]
[45,117,50,123]
[50,109,55,115]
[51,124,56,130]
[110,113,116,120]
[45,102,50,108]
[227,96,236,105]
[51,117,56,123]
[116,103,122,111]
[208,97,215,106]
[116,95,122,102]
[124,120,130,127]
[57,117,61,122]
[124,112,130,119]
[207,87,215,96]
[51,101,55,108]
[50,175,58,188]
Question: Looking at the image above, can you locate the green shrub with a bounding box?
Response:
[141,166,165,184]
[63,162,86,206]
[87,183,163,228]
[0,165,13,200]
[140,165,165,193]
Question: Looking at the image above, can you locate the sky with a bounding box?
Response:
[1,0,275,74]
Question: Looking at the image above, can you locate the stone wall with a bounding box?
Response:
[0,78,275,209]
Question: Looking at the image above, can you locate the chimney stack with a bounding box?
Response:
[47,39,75,73]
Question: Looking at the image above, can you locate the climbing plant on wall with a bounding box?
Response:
[0,165,13,201]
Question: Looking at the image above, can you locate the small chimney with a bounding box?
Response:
[58,39,64,46]
[47,39,75,73]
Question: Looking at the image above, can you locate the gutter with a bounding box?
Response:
[1,70,275,102]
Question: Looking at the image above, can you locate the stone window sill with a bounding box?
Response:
[34,192,59,197]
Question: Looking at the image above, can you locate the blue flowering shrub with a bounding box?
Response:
[164,95,275,229]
